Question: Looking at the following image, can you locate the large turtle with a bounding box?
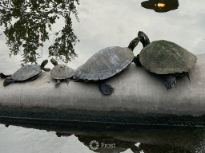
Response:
[50,58,75,86]
[0,60,50,86]
[73,37,140,95]
[133,31,197,90]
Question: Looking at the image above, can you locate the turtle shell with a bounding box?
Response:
[11,65,42,81]
[74,46,134,81]
[51,64,75,79]
[139,40,197,74]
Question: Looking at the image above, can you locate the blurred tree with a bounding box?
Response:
[0,0,80,63]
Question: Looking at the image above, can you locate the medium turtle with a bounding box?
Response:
[73,37,140,95]
[133,31,197,90]
[50,58,75,86]
[0,60,50,86]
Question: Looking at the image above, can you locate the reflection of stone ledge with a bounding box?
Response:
[0,54,205,126]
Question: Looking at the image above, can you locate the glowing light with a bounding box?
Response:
[155,3,165,7]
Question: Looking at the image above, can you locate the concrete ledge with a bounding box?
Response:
[0,54,205,126]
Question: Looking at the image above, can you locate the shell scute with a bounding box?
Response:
[11,65,41,81]
[74,46,134,81]
[51,64,75,79]
[139,40,197,74]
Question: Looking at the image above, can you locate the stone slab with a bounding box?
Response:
[0,54,205,126]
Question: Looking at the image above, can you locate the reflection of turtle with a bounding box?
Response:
[73,37,140,95]
[50,58,75,86]
[134,31,197,90]
[0,60,50,86]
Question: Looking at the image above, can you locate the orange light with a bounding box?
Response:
[155,3,165,7]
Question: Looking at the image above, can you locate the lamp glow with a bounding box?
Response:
[155,3,165,7]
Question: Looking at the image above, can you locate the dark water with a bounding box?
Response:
[0,0,205,152]
[1,119,205,153]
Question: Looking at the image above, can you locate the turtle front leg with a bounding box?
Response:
[99,81,114,95]
[164,75,176,90]
[132,54,142,66]
[66,78,70,85]
[0,73,11,78]
[55,79,61,87]
[3,78,15,87]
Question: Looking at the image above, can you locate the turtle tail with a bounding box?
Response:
[3,78,15,87]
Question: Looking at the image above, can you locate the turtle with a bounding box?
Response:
[73,37,140,95]
[133,31,197,90]
[50,58,75,86]
[0,59,50,86]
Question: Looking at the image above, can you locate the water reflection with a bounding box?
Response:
[141,0,179,12]
[76,135,137,153]
[1,117,205,153]
[0,0,79,63]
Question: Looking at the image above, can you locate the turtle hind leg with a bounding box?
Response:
[99,81,114,95]
[3,78,15,87]
[164,75,176,90]
[0,73,11,78]
[183,72,191,81]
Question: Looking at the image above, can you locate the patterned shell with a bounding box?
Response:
[139,40,197,74]
[11,65,42,81]
[51,64,75,79]
[74,46,134,81]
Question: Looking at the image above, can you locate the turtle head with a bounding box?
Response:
[128,37,140,51]
[41,59,48,68]
[41,59,50,71]
[138,31,151,47]
[50,58,58,66]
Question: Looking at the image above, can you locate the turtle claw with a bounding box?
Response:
[99,82,114,95]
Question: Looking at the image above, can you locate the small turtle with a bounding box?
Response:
[73,37,140,95]
[0,60,50,86]
[133,31,197,90]
[50,58,75,86]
